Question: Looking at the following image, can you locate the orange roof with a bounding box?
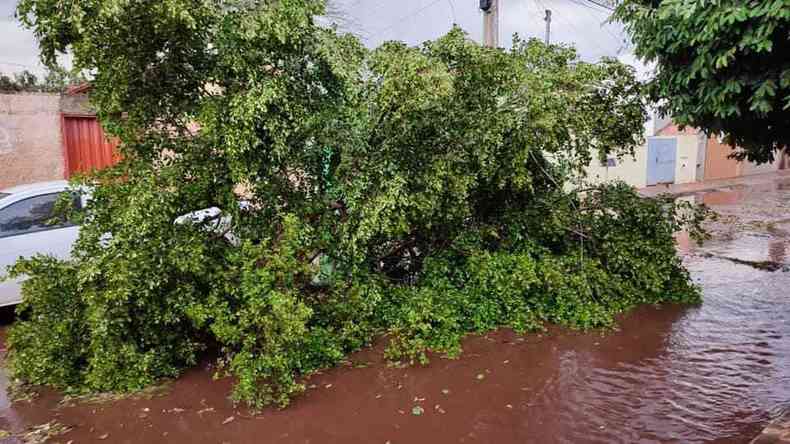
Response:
[65,83,92,95]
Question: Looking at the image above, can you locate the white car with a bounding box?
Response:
[0,181,251,307]
[0,180,87,307]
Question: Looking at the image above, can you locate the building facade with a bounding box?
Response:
[0,89,117,189]
[585,119,787,189]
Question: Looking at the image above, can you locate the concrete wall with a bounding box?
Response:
[659,122,780,180]
[585,134,701,189]
[0,93,64,190]
[740,156,781,176]
[585,149,648,189]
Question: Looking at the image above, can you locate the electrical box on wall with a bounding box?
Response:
[480,0,492,12]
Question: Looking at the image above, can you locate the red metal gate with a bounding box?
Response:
[61,115,119,177]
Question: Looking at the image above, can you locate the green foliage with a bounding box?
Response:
[614,0,790,163]
[382,252,543,365]
[0,67,86,93]
[5,0,711,409]
[5,257,86,388]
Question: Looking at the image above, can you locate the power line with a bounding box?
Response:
[369,0,445,39]
[583,0,615,11]
[446,0,457,24]
[566,0,628,53]
[535,0,615,60]
[567,0,610,14]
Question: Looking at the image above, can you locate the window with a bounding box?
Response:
[0,193,81,238]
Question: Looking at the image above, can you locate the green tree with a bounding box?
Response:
[614,0,790,163]
[0,67,86,93]
[6,0,710,408]
[0,70,40,93]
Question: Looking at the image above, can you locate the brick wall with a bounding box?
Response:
[0,93,64,189]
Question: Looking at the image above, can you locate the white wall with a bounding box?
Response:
[584,134,701,189]
[585,148,648,188]
[673,135,700,184]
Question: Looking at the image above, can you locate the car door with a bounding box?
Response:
[0,192,81,306]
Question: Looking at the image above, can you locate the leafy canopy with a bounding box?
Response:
[7,0,710,408]
[614,0,790,163]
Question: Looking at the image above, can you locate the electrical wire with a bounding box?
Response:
[567,0,610,14]
[566,0,629,53]
[446,0,457,24]
[369,0,445,39]
[535,0,616,60]
[583,0,615,11]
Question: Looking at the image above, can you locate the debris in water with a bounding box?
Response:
[98,433,110,440]
[441,389,450,395]
[700,252,786,271]
[20,421,72,444]
[222,416,236,425]
[411,406,424,416]
[476,373,485,380]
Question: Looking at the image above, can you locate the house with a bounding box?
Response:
[0,85,118,189]
[585,115,788,189]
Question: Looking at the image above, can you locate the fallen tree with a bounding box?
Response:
[6,0,710,408]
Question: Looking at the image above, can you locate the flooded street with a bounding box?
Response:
[1,175,789,443]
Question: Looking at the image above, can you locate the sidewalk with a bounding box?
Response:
[638,169,790,198]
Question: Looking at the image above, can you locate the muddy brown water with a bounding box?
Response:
[0,179,789,444]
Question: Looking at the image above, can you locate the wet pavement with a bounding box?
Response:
[1,174,789,443]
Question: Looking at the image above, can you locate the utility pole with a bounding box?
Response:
[480,0,499,47]
[544,9,552,44]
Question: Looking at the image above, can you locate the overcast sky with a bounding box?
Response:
[0,0,644,76]
[335,0,628,59]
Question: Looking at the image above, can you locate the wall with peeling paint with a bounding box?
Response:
[0,93,63,189]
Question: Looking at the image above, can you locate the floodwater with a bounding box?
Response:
[1,177,789,443]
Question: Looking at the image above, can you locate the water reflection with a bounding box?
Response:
[768,241,787,264]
